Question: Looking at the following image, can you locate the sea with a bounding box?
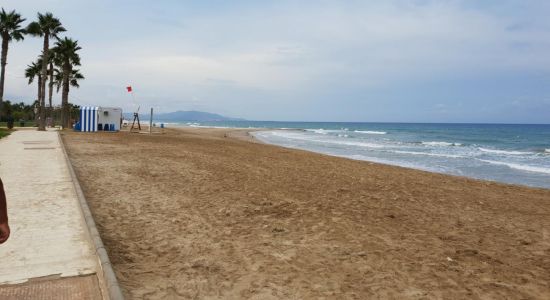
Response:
[167,121,550,189]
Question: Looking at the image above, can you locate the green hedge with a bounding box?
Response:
[0,121,36,128]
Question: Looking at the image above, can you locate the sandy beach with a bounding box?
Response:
[61,127,550,299]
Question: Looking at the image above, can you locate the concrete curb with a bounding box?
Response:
[58,132,125,300]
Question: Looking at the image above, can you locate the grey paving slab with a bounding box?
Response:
[0,129,99,285]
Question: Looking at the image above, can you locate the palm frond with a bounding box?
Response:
[25,21,42,36]
[55,68,84,92]
[27,12,65,39]
[24,60,42,85]
[53,37,82,67]
[0,9,26,42]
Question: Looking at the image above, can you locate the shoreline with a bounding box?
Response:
[62,127,550,298]
[157,124,550,190]
[173,126,550,192]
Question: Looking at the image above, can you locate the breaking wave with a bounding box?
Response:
[354,130,387,135]
[478,148,531,155]
[392,150,463,159]
[421,141,462,147]
[479,160,550,175]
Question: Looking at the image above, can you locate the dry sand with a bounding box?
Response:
[61,127,550,299]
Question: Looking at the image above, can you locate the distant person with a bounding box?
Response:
[0,177,9,244]
[6,114,14,129]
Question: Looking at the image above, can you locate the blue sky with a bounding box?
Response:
[2,0,550,123]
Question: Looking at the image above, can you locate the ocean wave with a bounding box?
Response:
[479,159,550,175]
[421,141,462,147]
[268,131,385,148]
[307,129,335,135]
[354,130,387,135]
[345,154,444,173]
[309,129,327,134]
[392,150,463,159]
[330,140,386,148]
[478,148,531,155]
[306,128,354,135]
[545,149,550,154]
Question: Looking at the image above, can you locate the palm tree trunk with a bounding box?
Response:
[48,62,54,120]
[37,76,41,103]
[35,76,41,124]
[38,35,49,131]
[61,62,70,129]
[0,34,8,121]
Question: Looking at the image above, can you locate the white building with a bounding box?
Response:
[79,106,123,132]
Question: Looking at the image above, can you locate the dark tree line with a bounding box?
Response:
[1,99,80,128]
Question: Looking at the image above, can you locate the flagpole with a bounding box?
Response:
[130,88,136,112]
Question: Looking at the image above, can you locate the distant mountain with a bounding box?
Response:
[124,110,245,122]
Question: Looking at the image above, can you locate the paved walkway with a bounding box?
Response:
[0,129,104,299]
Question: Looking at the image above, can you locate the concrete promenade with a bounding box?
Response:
[0,129,105,299]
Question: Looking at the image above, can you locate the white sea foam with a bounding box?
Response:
[310,129,327,134]
[545,149,550,153]
[392,150,463,159]
[269,131,386,148]
[422,141,462,147]
[337,140,384,148]
[345,154,443,173]
[478,148,531,155]
[307,128,354,135]
[479,160,550,175]
[354,130,387,135]
[307,128,341,135]
[326,140,386,148]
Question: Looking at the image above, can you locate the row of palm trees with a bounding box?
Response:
[0,8,83,130]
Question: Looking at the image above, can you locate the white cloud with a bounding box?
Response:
[2,0,550,121]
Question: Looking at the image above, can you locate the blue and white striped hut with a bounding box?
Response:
[80,106,99,132]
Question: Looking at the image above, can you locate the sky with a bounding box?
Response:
[2,0,550,123]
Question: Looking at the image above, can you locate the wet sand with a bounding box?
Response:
[61,127,550,299]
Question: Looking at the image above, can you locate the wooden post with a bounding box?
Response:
[149,107,153,134]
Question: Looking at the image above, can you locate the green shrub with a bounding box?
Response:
[0,128,10,139]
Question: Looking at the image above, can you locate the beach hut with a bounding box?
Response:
[78,106,122,132]
[98,107,123,131]
[79,106,98,132]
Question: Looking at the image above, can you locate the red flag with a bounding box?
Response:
[126,86,132,92]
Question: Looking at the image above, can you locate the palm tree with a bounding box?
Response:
[54,69,84,93]
[54,68,84,121]
[46,49,59,115]
[0,8,26,120]
[25,59,42,125]
[53,37,81,128]
[25,59,43,106]
[26,12,65,131]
